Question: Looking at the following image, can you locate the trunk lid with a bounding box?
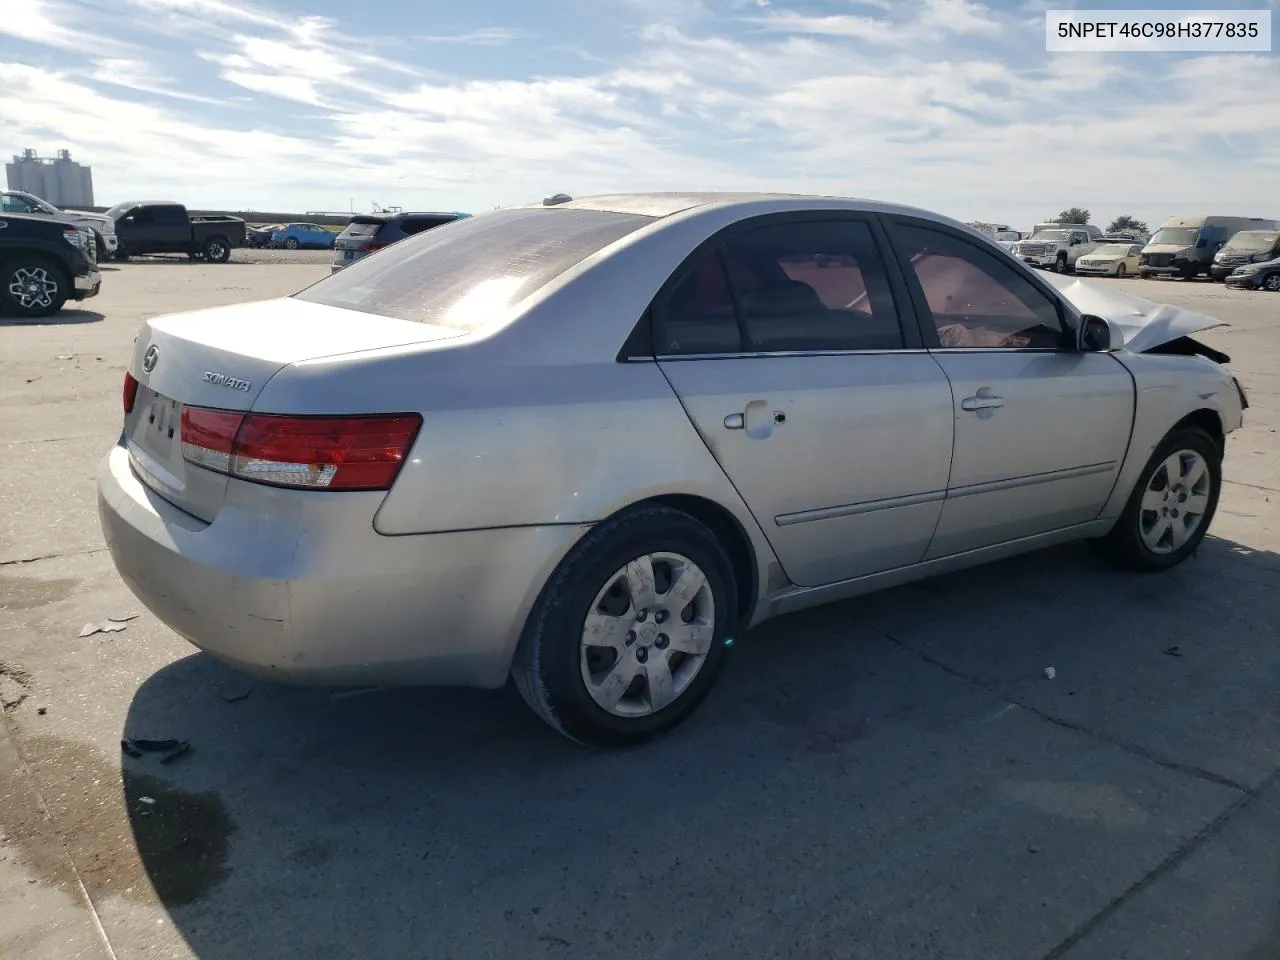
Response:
[125,296,463,521]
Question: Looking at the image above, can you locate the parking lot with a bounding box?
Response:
[2,258,1278,959]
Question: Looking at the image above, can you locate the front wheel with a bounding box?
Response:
[284,237,299,250]
[1053,254,1067,273]
[1098,427,1221,571]
[202,236,231,263]
[1263,273,1280,292]
[0,257,70,318]
[511,504,739,745]
[1115,263,1126,278]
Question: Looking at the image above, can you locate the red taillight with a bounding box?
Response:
[181,407,246,474]
[356,241,388,253]
[180,409,421,492]
[123,373,139,414]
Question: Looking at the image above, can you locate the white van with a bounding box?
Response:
[1140,215,1280,279]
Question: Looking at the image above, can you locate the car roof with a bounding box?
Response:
[516,191,979,227]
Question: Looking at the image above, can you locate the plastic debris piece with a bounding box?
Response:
[1043,666,1056,680]
[220,685,254,704]
[122,738,191,764]
[1163,645,1183,658]
[36,707,47,716]
[138,796,156,805]
[78,617,136,638]
[56,354,75,360]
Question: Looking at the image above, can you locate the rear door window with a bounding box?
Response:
[399,216,454,236]
[295,207,653,330]
[153,206,186,225]
[653,219,905,356]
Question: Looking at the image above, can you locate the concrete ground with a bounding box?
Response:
[1,256,1278,960]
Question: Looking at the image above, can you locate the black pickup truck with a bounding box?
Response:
[106,201,246,263]
[0,213,102,318]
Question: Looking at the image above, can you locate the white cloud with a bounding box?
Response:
[0,0,134,54]
[0,0,1274,230]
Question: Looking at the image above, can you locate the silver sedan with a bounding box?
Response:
[98,193,1246,745]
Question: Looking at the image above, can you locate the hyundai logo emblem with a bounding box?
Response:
[142,345,159,373]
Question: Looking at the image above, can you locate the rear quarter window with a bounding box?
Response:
[294,207,654,331]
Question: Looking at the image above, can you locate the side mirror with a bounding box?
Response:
[1079,315,1123,353]
[1195,237,1207,249]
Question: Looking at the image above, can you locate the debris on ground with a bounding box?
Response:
[121,738,191,764]
[1043,666,1056,680]
[36,706,47,716]
[55,354,75,360]
[219,684,255,704]
[78,613,140,638]
[1163,645,1183,658]
[25,377,40,384]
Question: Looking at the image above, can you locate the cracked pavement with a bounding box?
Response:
[2,261,1279,959]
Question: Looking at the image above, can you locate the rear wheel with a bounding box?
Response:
[1099,427,1221,571]
[202,236,231,263]
[512,504,738,745]
[284,237,299,250]
[0,257,69,318]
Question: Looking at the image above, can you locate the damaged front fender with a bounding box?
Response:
[1041,273,1228,356]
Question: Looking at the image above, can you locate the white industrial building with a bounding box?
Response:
[5,148,95,208]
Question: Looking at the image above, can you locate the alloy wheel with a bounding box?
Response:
[579,552,715,717]
[1138,449,1212,554]
[7,266,59,310]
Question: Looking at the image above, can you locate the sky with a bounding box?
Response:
[1,0,1276,230]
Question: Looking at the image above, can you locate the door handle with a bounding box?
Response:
[724,410,785,430]
[961,395,1004,411]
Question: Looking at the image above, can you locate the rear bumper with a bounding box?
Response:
[97,445,586,688]
[73,270,102,300]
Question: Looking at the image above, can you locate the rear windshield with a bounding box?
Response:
[341,219,383,238]
[296,207,654,329]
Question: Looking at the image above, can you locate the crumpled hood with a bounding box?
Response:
[1040,272,1227,354]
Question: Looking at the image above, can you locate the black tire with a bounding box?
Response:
[284,237,299,250]
[512,504,739,745]
[187,251,204,261]
[114,246,129,262]
[1098,427,1221,572]
[0,256,70,318]
[1263,273,1280,293]
[1054,253,1067,273]
[202,236,231,264]
[1115,263,1126,278]
[94,233,106,260]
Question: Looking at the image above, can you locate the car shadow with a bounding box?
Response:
[116,533,1280,959]
[0,309,105,326]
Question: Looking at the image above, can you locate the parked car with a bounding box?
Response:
[1102,233,1149,246]
[1140,215,1280,279]
[105,201,246,263]
[331,211,469,272]
[0,212,101,317]
[1,189,118,258]
[99,192,1245,745]
[1073,242,1144,278]
[1010,223,1104,272]
[270,223,336,250]
[246,223,282,249]
[1223,255,1280,292]
[1211,229,1280,280]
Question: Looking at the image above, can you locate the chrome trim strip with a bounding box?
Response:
[774,461,1116,527]
[946,461,1117,499]
[656,348,932,361]
[776,488,947,526]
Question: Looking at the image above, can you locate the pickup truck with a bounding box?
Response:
[1010,224,1104,273]
[0,213,102,318]
[1,189,118,258]
[105,201,246,263]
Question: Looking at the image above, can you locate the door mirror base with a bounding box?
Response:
[1079,315,1124,353]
